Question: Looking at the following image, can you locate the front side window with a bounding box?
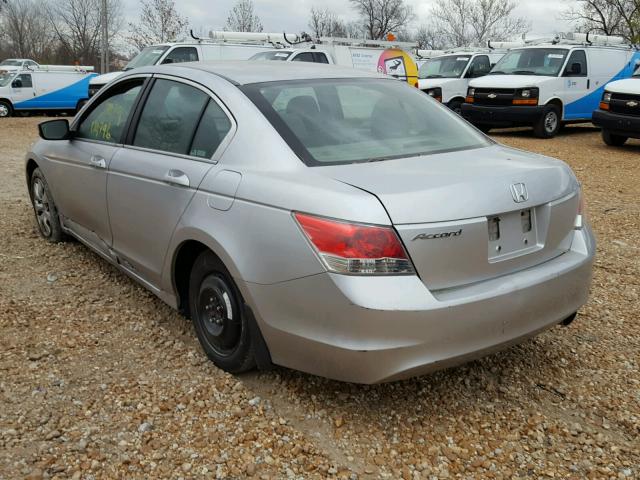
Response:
[243,78,491,166]
[292,52,315,63]
[14,74,32,88]
[491,48,569,76]
[468,55,491,77]
[124,46,169,71]
[133,79,209,155]
[419,55,471,79]
[564,50,587,77]
[162,47,199,64]
[76,80,143,143]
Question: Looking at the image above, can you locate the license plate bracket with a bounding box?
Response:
[488,208,540,262]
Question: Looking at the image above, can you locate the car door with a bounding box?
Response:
[11,73,34,105]
[562,49,590,120]
[106,76,233,287]
[41,77,147,254]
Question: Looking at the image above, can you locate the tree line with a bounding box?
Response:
[1,0,638,72]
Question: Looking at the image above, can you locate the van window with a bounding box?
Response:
[292,52,315,63]
[491,48,569,76]
[564,50,587,77]
[133,79,209,155]
[189,100,232,158]
[14,74,32,88]
[77,80,144,144]
[162,47,199,64]
[468,55,490,77]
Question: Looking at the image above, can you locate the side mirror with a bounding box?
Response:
[12,79,22,88]
[567,62,582,76]
[39,119,71,141]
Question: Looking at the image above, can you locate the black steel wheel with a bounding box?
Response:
[189,251,256,373]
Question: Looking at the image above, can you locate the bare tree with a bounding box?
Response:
[415,24,448,50]
[1,0,58,60]
[48,0,123,66]
[349,0,414,40]
[562,0,639,42]
[225,0,263,33]
[127,0,188,50]
[431,0,529,47]
[308,7,348,38]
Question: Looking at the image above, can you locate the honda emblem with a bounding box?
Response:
[510,183,528,203]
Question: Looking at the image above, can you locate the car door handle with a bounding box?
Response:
[164,169,190,188]
[89,156,106,169]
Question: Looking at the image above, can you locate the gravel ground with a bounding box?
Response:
[1,118,638,480]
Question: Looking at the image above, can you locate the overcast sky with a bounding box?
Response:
[122,0,575,39]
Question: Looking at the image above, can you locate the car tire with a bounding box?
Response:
[0,100,13,118]
[448,100,463,115]
[534,104,561,138]
[602,130,628,146]
[30,168,66,242]
[189,250,256,374]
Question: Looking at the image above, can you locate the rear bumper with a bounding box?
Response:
[592,109,640,139]
[461,103,546,127]
[246,226,596,384]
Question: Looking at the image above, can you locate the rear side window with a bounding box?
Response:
[77,80,143,144]
[189,100,232,158]
[133,79,209,155]
[162,47,199,64]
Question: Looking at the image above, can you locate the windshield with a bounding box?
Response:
[490,48,569,76]
[0,60,22,66]
[419,55,471,79]
[249,51,293,61]
[242,78,491,166]
[0,72,15,87]
[124,46,169,70]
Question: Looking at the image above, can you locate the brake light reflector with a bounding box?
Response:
[575,189,586,229]
[294,212,415,275]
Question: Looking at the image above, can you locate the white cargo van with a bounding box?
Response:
[462,33,640,137]
[88,31,303,97]
[248,37,421,85]
[418,48,506,113]
[592,64,640,146]
[0,68,96,117]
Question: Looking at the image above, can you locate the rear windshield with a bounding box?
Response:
[242,78,491,166]
[249,51,293,61]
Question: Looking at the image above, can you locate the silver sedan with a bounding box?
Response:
[26,62,595,383]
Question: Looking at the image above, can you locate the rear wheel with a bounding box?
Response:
[30,168,65,242]
[0,100,13,118]
[602,130,628,146]
[189,251,256,373]
[534,105,561,138]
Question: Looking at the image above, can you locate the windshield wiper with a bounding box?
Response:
[426,74,443,78]
[513,70,536,75]
[489,70,506,75]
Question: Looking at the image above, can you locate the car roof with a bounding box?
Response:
[145,60,386,85]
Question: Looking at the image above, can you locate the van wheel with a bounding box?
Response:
[189,251,256,374]
[30,168,65,242]
[0,100,13,118]
[534,105,561,138]
[448,100,463,115]
[602,130,627,146]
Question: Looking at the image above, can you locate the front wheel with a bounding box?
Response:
[0,100,13,118]
[602,130,628,146]
[30,168,65,242]
[448,100,463,115]
[533,105,561,138]
[189,251,256,373]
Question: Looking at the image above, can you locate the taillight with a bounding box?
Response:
[294,212,415,275]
